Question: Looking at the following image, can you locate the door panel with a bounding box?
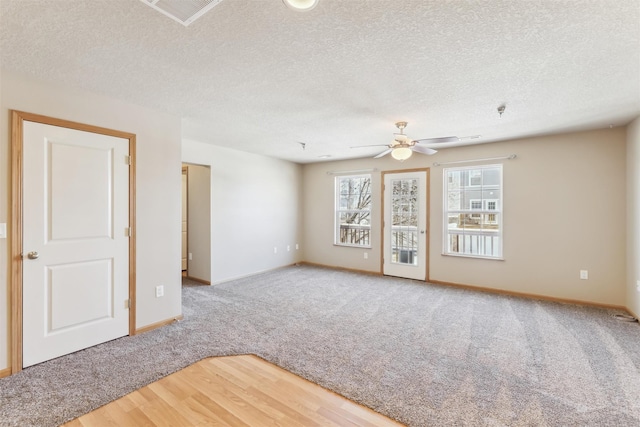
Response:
[22,121,130,368]
[383,171,427,280]
[50,143,112,240]
[49,259,113,331]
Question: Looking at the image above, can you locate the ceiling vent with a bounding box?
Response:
[140,0,223,26]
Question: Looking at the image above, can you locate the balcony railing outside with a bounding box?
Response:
[340,223,500,258]
[447,229,500,257]
[390,225,418,265]
[339,224,370,246]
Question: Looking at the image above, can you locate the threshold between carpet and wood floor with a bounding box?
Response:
[61,354,402,427]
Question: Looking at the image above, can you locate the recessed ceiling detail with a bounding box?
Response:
[140,0,223,26]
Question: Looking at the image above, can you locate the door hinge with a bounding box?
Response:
[125,227,132,237]
[124,155,131,165]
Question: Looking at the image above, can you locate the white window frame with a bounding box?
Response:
[443,164,503,259]
[334,174,372,248]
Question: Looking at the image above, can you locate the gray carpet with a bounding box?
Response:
[1,265,640,426]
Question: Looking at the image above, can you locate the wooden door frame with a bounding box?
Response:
[380,168,430,281]
[181,166,188,276]
[10,110,137,374]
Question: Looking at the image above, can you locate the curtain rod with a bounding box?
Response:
[433,154,516,167]
[326,168,377,175]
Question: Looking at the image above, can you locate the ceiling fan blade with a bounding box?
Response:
[411,145,437,155]
[414,136,459,144]
[374,148,393,158]
[351,144,390,148]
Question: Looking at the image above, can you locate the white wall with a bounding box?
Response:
[0,71,183,371]
[627,117,640,317]
[182,139,303,284]
[185,164,211,283]
[303,127,627,306]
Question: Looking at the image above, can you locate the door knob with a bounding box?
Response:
[420,230,426,234]
[26,251,39,260]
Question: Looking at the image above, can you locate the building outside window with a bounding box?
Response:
[444,165,502,258]
[335,175,372,247]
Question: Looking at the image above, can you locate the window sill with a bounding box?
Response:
[441,253,504,261]
[334,244,372,249]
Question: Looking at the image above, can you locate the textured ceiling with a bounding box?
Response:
[1,0,639,163]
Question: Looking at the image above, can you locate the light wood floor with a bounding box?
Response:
[62,354,404,427]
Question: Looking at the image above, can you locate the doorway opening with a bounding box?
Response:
[182,167,188,276]
[181,163,211,285]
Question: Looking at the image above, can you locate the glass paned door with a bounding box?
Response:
[391,178,418,266]
[383,171,427,280]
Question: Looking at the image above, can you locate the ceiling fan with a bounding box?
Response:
[352,121,467,161]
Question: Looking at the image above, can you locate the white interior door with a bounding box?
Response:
[22,120,130,368]
[383,171,427,280]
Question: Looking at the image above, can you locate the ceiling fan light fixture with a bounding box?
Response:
[283,0,318,11]
[391,146,413,161]
[394,134,410,143]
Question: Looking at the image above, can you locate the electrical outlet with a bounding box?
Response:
[287,245,290,252]
[580,270,588,280]
[636,280,640,292]
[364,252,368,259]
[188,253,193,260]
[273,247,277,254]
[296,243,299,250]
[155,285,164,298]
[0,223,6,239]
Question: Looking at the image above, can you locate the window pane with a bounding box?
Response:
[465,189,482,205]
[443,165,502,258]
[469,170,482,186]
[479,213,500,229]
[390,177,419,264]
[339,211,370,225]
[447,191,462,210]
[447,213,462,230]
[391,230,418,266]
[335,175,372,247]
[447,170,462,190]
